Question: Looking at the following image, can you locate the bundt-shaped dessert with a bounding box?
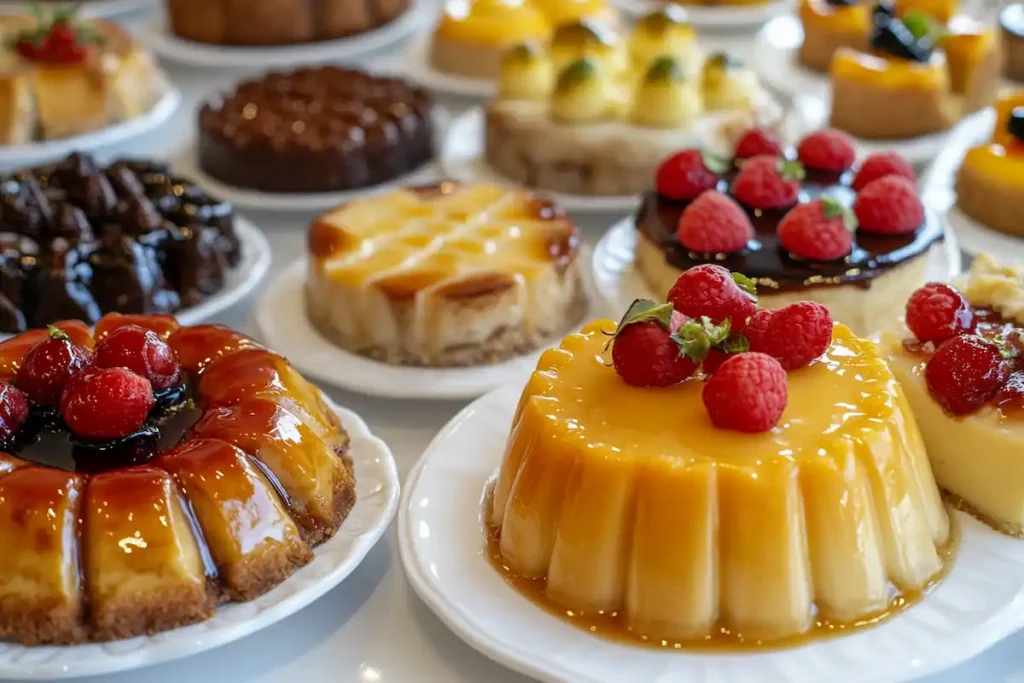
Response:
[0,153,240,334]
[166,0,410,46]
[490,318,951,643]
[0,314,354,644]
[198,66,434,194]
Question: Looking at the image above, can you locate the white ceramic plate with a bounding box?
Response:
[0,0,157,18]
[402,34,496,100]
[135,1,425,69]
[591,213,962,315]
[613,0,793,28]
[400,384,1024,683]
[0,396,400,681]
[0,87,181,172]
[254,251,605,400]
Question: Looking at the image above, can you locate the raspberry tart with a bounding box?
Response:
[883,254,1024,536]
[634,128,944,335]
[0,315,354,644]
[489,264,952,646]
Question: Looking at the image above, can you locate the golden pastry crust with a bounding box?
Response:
[829,67,957,138]
[799,22,869,72]
[1004,25,1024,81]
[955,159,1024,237]
[430,35,509,80]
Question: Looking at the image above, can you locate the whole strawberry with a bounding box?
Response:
[905,283,975,344]
[925,335,1010,415]
[95,325,181,390]
[796,129,856,172]
[655,149,727,201]
[676,190,753,253]
[732,156,804,210]
[702,352,788,432]
[744,301,833,370]
[853,176,924,235]
[734,128,783,160]
[611,303,698,387]
[667,264,758,332]
[852,152,916,192]
[0,382,29,446]
[61,367,155,440]
[16,326,94,406]
[777,198,856,261]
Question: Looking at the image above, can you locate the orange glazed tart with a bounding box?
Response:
[0,314,353,644]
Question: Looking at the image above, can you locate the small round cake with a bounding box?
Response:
[1004,4,1024,82]
[0,315,354,644]
[198,67,434,194]
[306,182,586,366]
[797,0,871,73]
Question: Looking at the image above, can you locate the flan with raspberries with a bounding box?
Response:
[0,314,353,644]
[883,254,1024,536]
[306,182,585,367]
[634,127,943,336]
[490,265,952,645]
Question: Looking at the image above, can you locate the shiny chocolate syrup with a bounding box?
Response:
[635,169,944,293]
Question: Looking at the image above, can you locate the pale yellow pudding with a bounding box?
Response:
[490,320,952,643]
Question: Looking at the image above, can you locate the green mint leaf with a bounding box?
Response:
[821,196,859,232]
[672,321,711,362]
[902,11,935,40]
[47,325,70,341]
[698,315,731,345]
[778,159,806,182]
[700,149,730,174]
[604,298,675,351]
[720,332,750,354]
[731,272,759,301]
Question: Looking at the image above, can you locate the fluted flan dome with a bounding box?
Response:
[490,320,951,643]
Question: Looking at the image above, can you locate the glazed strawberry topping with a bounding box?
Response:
[905,283,976,344]
[610,304,699,387]
[0,382,29,446]
[667,263,758,332]
[924,335,1010,416]
[60,367,155,441]
[16,326,94,406]
[853,176,924,235]
[852,152,916,192]
[777,198,856,261]
[675,191,753,254]
[702,353,788,432]
[796,129,857,172]
[655,149,726,201]
[731,156,803,210]
[95,325,182,390]
[14,6,100,65]
[744,302,833,371]
[734,128,783,160]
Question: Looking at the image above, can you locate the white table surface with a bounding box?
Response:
[18,5,1024,682]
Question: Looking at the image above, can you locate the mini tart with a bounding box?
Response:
[305,182,586,367]
[1002,3,1024,83]
[491,320,951,643]
[894,0,958,23]
[798,0,872,73]
[954,92,1024,236]
[882,254,1024,536]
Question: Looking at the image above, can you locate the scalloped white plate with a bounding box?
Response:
[0,395,400,680]
[134,1,426,70]
[0,87,181,171]
[590,213,962,317]
[400,383,1024,683]
[254,250,604,400]
[402,34,497,100]
[0,0,156,18]
[613,0,793,28]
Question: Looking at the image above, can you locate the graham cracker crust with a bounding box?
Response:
[943,490,1024,538]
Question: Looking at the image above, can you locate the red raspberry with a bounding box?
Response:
[95,325,181,390]
[702,348,731,375]
[995,370,1024,409]
[702,352,788,432]
[853,176,924,235]
[16,326,94,406]
[676,191,753,253]
[734,128,783,160]
[777,199,855,261]
[667,264,758,332]
[852,152,916,191]
[744,301,833,370]
[655,149,725,201]
[612,310,698,387]
[796,129,857,172]
[732,156,803,210]
[905,283,976,344]
[0,382,29,445]
[924,335,1009,416]
[60,367,155,440]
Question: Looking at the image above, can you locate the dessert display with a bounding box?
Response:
[198,66,434,194]
[828,6,1002,139]
[486,13,781,195]
[306,182,585,366]
[0,7,167,145]
[0,152,241,334]
[883,254,1024,536]
[633,126,943,335]
[166,0,410,46]
[429,0,618,80]
[798,0,872,73]
[1004,4,1024,82]
[489,265,952,645]
[0,314,354,643]
[955,91,1024,237]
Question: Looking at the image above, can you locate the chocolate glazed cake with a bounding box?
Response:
[198,66,435,194]
[0,153,241,334]
[634,169,945,335]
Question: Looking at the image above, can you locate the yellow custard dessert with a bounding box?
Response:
[490,320,951,644]
[895,0,958,23]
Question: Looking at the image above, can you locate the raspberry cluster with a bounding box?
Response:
[654,127,922,261]
[904,283,1019,416]
[0,324,183,447]
[608,264,834,433]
